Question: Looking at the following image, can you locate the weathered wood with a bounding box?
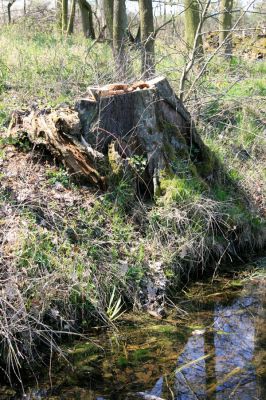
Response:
[9,108,107,188]
[9,77,212,195]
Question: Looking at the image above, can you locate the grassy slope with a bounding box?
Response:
[0,23,265,377]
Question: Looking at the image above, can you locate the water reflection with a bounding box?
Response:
[143,285,264,400]
[147,376,164,397]
[213,296,258,399]
[175,333,207,399]
[4,278,265,400]
[172,289,263,399]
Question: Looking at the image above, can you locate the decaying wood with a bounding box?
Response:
[9,76,212,195]
[9,108,107,188]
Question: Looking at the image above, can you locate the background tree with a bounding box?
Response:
[67,0,76,34]
[62,0,68,33]
[7,0,16,24]
[78,0,95,39]
[139,0,155,77]
[219,0,234,58]
[184,0,203,56]
[103,0,114,39]
[113,0,127,74]
[56,0,62,29]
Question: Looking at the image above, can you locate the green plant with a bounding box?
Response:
[127,155,147,174]
[106,178,134,210]
[106,286,125,322]
[0,57,8,95]
[46,168,70,187]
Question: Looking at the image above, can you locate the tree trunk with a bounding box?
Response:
[67,0,76,34]
[139,0,155,78]
[184,0,203,57]
[9,77,212,196]
[113,0,127,76]
[219,0,233,58]
[103,0,114,39]
[62,0,68,32]
[56,0,62,29]
[7,0,16,24]
[78,0,95,39]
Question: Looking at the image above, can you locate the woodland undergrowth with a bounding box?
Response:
[0,21,265,382]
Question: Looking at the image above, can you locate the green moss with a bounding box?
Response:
[108,142,123,176]
[132,348,151,363]
[163,141,177,162]
[162,121,188,162]
[159,171,204,204]
[68,342,101,360]
[117,356,128,368]
[196,149,217,178]
[148,325,177,334]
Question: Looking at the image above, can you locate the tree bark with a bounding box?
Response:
[103,0,114,39]
[184,0,203,57]
[113,0,127,77]
[219,0,233,58]
[67,0,76,34]
[78,0,95,39]
[77,76,211,195]
[62,0,68,32]
[139,0,155,78]
[56,0,62,30]
[7,0,16,24]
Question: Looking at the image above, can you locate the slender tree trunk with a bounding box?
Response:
[62,0,68,32]
[103,0,114,39]
[78,0,95,39]
[113,0,127,76]
[56,0,62,29]
[219,0,233,58]
[2,0,6,24]
[184,0,203,57]
[67,0,76,34]
[7,0,16,24]
[139,0,155,78]
[7,3,11,24]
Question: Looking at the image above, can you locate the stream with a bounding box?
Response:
[1,267,265,400]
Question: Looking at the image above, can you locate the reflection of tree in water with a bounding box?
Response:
[95,283,264,400]
[172,291,262,400]
[213,296,258,399]
[175,333,207,399]
[253,285,266,400]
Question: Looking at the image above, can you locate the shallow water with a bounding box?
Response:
[1,270,265,400]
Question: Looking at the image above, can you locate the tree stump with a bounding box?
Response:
[9,77,212,196]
